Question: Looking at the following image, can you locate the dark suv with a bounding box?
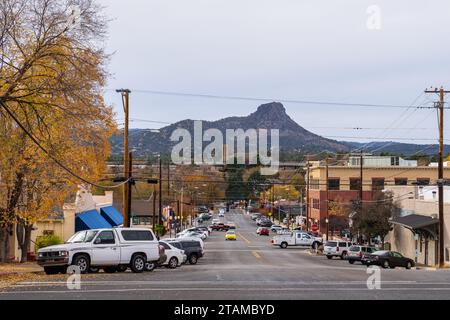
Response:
[168,240,204,265]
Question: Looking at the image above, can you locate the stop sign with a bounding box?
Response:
[311,224,319,232]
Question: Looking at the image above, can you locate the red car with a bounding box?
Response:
[211,223,229,231]
[256,227,270,236]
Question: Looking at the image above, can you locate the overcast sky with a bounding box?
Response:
[98,0,450,144]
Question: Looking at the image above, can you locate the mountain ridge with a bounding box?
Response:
[111,102,447,157]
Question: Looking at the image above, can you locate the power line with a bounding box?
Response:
[106,88,445,110]
[0,98,129,189]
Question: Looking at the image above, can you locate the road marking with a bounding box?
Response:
[4,287,450,295]
[252,251,262,259]
[237,232,251,244]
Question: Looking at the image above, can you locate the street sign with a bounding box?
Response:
[311,224,319,232]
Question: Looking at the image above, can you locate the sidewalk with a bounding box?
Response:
[0,262,43,276]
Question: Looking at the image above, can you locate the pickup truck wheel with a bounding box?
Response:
[280,242,288,249]
[312,242,320,250]
[130,254,146,273]
[44,266,61,275]
[348,260,355,265]
[168,257,179,269]
[341,251,348,260]
[188,254,198,265]
[72,254,90,274]
[326,255,333,260]
[145,262,155,272]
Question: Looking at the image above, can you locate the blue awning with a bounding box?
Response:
[100,206,123,227]
[75,209,112,232]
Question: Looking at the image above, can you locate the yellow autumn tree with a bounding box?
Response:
[0,0,114,262]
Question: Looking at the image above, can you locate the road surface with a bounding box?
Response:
[2,210,450,300]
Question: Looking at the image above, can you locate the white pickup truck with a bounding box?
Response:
[272,231,323,249]
[37,228,163,275]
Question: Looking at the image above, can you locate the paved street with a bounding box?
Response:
[1,210,450,300]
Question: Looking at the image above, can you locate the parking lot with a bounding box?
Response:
[1,210,450,300]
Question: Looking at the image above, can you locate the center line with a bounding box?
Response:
[252,251,262,259]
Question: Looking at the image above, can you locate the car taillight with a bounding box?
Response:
[336,247,340,252]
[359,252,363,257]
[158,245,165,255]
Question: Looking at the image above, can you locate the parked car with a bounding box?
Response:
[259,220,273,228]
[37,228,161,275]
[251,213,262,221]
[271,225,283,233]
[272,231,322,249]
[225,231,237,241]
[347,245,377,264]
[362,251,415,269]
[158,241,186,268]
[211,223,229,231]
[166,239,204,265]
[212,219,221,225]
[323,241,353,260]
[180,231,207,240]
[257,227,270,236]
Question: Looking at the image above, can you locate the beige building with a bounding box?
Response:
[385,186,450,267]
[10,187,114,261]
[306,156,450,233]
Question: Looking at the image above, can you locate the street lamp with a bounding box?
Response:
[325,218,330,241]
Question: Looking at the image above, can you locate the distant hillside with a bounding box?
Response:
[111,102,446,158]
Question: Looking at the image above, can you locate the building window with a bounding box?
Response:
[328,178,340,191]
[350,178,361,191]
[416,178,430,186]
[395,178,408,186]
[310,179,320,190]
[391,157,400,166]
[372,178,385,191]
[312,199,320,210]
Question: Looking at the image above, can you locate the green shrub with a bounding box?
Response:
[154,225,166,238]
[35,234,63,252]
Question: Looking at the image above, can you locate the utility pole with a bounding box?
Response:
[325,157,329,241]
[425,87,449,268]
[152,188,156,230]
[167,162,170,197]
[116,89,131,226]
[126,152,133,227]
[158,156,162,225]
[306,160,310,231]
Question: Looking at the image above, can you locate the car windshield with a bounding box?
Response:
[66,230,98,243]
[227,231,235,235]
[349,246,361,252]
[325,241,337,247]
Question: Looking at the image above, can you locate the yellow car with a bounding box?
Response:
[225,231,237,241]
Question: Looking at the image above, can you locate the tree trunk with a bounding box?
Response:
[0,225,12,263]
[17,221,33,263]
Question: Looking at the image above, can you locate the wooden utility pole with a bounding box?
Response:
[159,156,162,225]
[126,152,133,227]
[152,188,156,230]
[360,151,364,207]
[167,162,170,197]
[306,160,310,231]
[116,89,131,227]
[325,157,329,241]
[425,87,449,268]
